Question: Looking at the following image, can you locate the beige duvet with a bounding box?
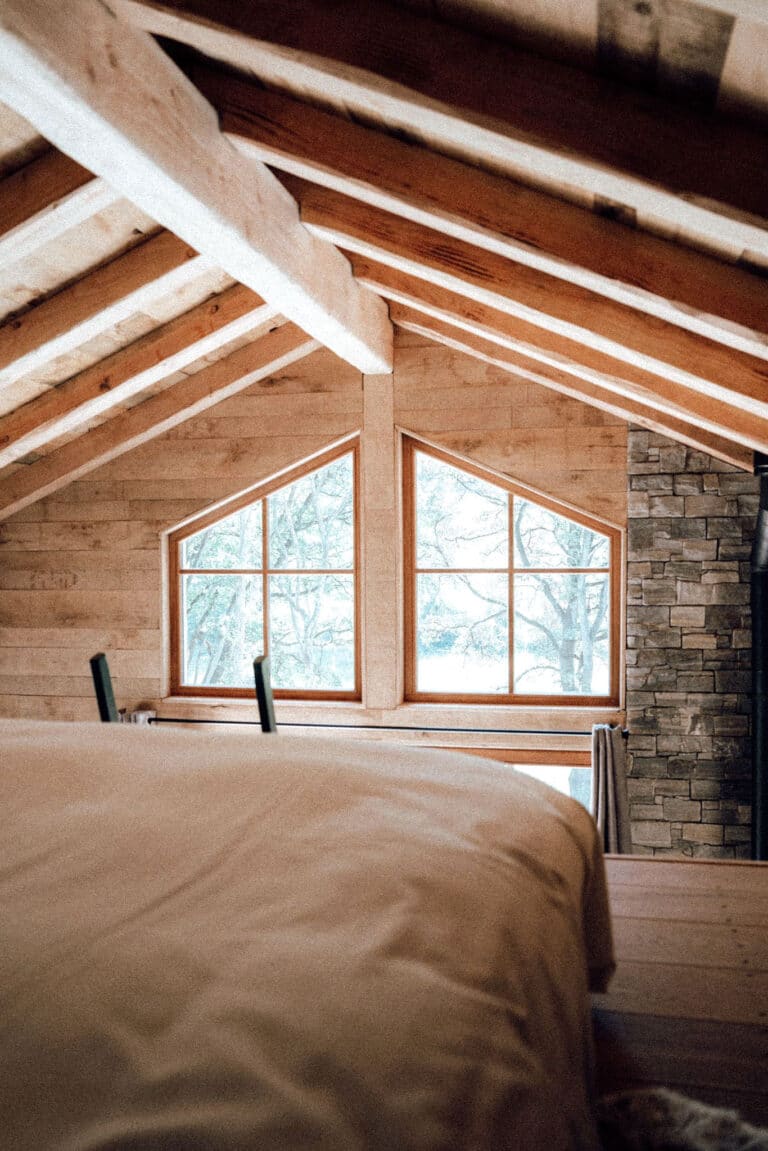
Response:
[0,720,613,1150]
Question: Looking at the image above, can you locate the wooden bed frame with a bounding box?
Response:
[594,856,768,1125]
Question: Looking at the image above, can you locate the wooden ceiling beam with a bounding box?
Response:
[0,0,392,374]
[198,65,768,360]
[292,180,768,418]
[0,230,207,393]
[0,148,119,270]
[0,322,318,522]
[0,284,277,468]
[351,256,768,454]
[392,307,754,473]
[117,0,768,262]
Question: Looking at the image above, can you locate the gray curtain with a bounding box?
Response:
[591,724,632,853]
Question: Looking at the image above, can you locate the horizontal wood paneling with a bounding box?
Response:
[0,330,623,718]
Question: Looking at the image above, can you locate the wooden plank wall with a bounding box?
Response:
[0,329,626,720]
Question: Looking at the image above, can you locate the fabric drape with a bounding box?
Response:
[591,723,632,853]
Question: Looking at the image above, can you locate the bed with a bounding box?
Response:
[0,719,614,1150]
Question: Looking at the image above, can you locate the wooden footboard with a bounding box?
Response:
[593,856,768,1125]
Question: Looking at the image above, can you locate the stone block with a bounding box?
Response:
[652,780,692,796]
[683,450,714,473]
[690,779,721,800]
[676,672,715,692]
[650,495,685,517]
[631,474,674,492]
[681,633,718,649]
[737,494,760,516]
[701,569,739,584]
[714,670,751,694]
[718,473,759,496]
[724,826,751,844]
[663,798,701,821]
[669,606,706,626]
[642,578,678,605]
[681,539,718,561]
[628,491,650,516]
[685,495,737,517]
[642,628,682,648]
[632,820,673,848]
[673,475,703,495]
[683,822,724,844]
[665,562,702,582]
[631,804,664,820]
[718,541,752,561]
[690,845,734,859]
[627,755,668,776]
[707,518,743,539]
[658,445,688,471]
[656,735,711,755]
[627,605,671,628]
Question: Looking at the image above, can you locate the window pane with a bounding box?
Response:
[416,451,507,569]
[515,764,592,811]
[269,574,355,690]
[513,498,609,568]
[513,573,610,694]
[416,572,508,692]
[181,504,262,570]
[181,573,263,687]
[268,455,354,570]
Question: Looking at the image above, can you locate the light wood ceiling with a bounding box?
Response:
[0,0,766,521]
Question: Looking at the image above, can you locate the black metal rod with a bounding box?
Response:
[253,655,278,733]
[89,652,119,724]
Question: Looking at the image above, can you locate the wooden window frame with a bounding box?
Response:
[169,439,361,701]
[402,437,621,707]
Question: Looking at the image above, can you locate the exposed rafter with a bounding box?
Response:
[0,230,207,393]
[0,0,393,374]
[0,148,118,271]
[290,181,768,422]
[392,307,754,472]
[0,322,318,521]
[117,0,768,262]
[0,285,278,468]
[358,260,768,454]
[197,64,768,360]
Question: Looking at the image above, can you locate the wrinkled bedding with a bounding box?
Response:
[0,720,614,1150]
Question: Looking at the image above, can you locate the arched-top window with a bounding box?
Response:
[169,440,359,699]
[403,438,620,705]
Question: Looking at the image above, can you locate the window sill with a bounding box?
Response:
[155,695,624,751]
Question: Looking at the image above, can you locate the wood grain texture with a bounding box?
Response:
[0,148,118,270]
[596,856,768,1124]
[0,284,277,467]
[118,0,768,261]
[202,65,768,358]
[391,304,755,470]
[0,0,392,373]
[293,182,768,422]
[0,322,318,520]
[0,230,207,393]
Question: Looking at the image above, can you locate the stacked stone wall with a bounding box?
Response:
[626,429,757,856]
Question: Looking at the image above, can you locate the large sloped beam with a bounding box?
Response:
[0,284,277,468]
[117,0,768,262]
[0,0,392,374]
[199,65,768,360]
[294,180,768,418]
[0,322,318,521]
[0,230,207,393]
[353,256,768,455]
[0,148,118,270]
[393,307,753,473]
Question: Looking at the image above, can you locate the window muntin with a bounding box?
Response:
[404,439,619,704]
[171,443,359,699]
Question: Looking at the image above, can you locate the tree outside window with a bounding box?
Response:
[171,444,358,698]
[405,440,618,704]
